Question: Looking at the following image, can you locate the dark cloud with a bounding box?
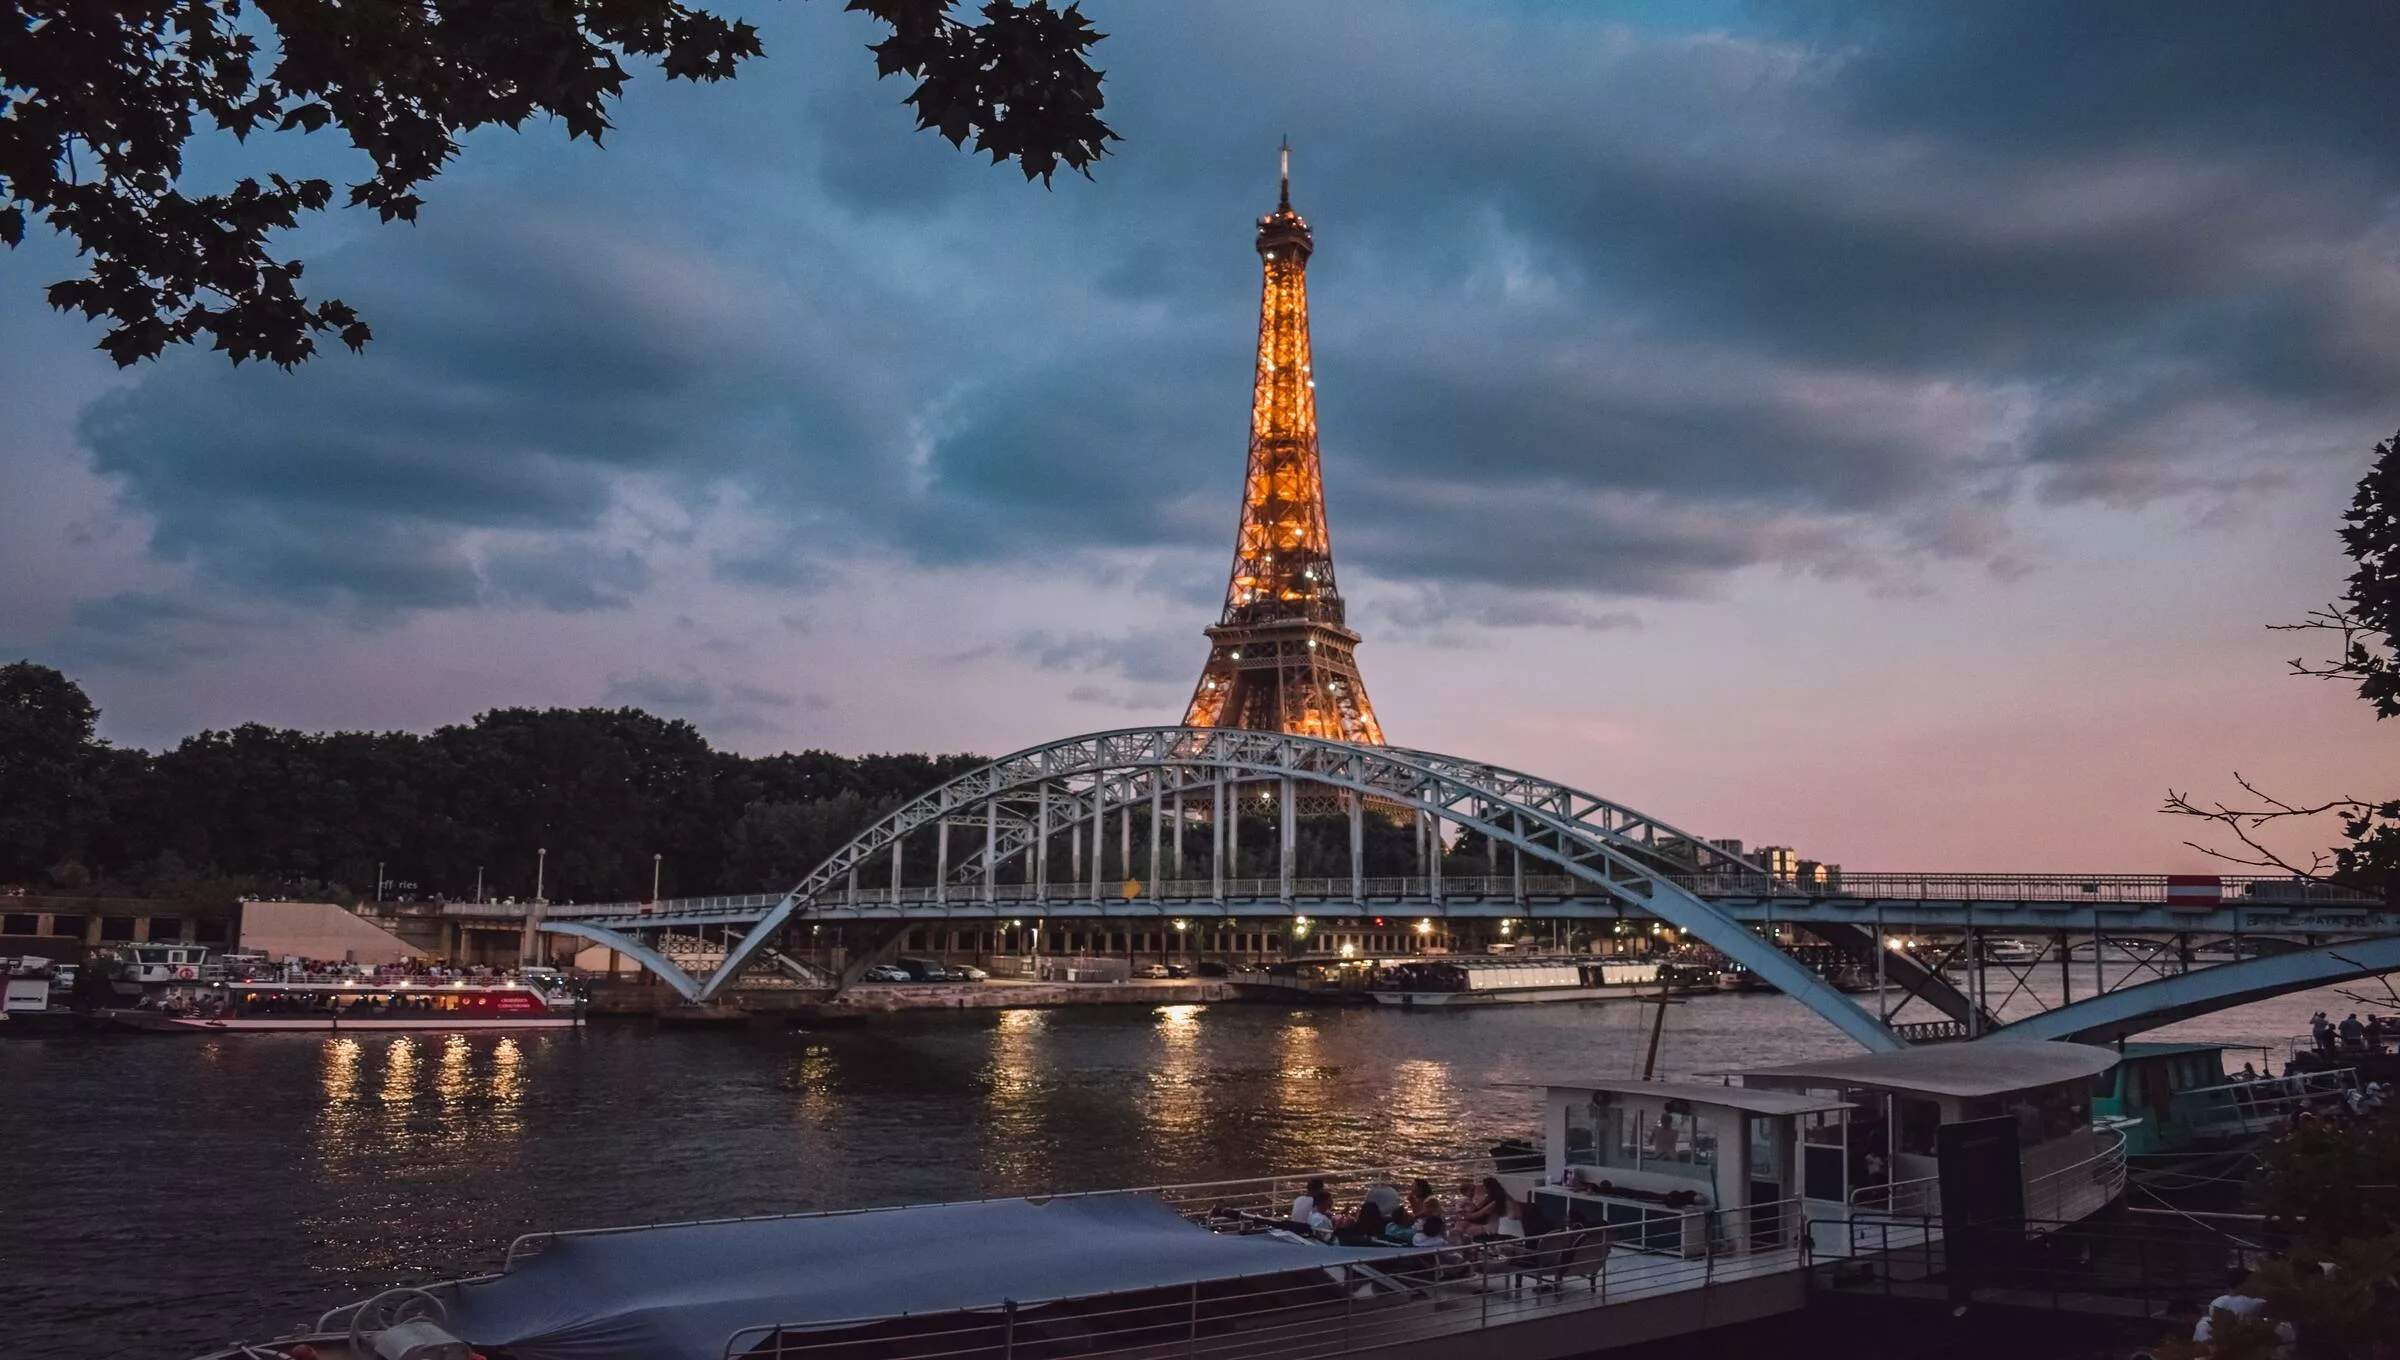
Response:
[30,0,2400,650]
[46,592,238,674]
[1010,629,1195,686]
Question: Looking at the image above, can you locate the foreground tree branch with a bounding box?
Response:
[1,0,1114,368]
[2165,430,2398,905]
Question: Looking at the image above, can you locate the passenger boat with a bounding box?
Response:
[1,957,73,1035]
[99,970,584,1033]
[1367,955,1662,1007]
[191,1044,2126,1360]
[2283,1020,2400,1086]
[2088,1043,2354,1209]
[2094,1043,2353,1164]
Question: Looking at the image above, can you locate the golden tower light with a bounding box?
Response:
[1181,143,1386,745]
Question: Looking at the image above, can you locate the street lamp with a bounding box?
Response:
[651,853,662,905]
[535,847,548,904]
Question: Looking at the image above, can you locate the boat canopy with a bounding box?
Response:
[1726,1041,2119,1099]
[1491,1077,1852,1116]
[440,1192,1397,1360]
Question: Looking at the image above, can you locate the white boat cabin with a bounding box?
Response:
[1504,1077,1851,1256]
[1729,1041,2123,1228]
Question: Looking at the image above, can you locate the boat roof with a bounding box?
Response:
[1494,1076,1850,1115]
[439,1193,1401,1360]
[1725,1042,2119,1099]
[2113,1042,2238,1060]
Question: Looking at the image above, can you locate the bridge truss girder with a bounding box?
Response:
[675,727,1904,1050]
[1983,934,2400,1044]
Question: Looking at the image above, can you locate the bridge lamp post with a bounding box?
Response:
[651,853,662,905]
[523,847,549,968]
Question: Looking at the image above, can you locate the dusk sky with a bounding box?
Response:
[3,2,2393,873]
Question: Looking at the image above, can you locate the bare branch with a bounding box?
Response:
[2163,775,2382,885]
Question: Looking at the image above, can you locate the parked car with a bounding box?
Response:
[948,964,989,982]
[894,958,955,982]
[1134,963,1172,979]
[1163,963,1190,979]
[859,964,912,983]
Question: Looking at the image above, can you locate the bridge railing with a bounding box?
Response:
[524,869,2379,923]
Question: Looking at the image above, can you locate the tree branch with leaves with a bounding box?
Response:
[2166,430,2400,905]
[1,0,1114,368]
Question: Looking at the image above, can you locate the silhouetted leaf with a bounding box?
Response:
[3,0,1112,368]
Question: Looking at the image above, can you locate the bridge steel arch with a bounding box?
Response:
[543,920,705,1002]
[1983,935,2400,1045]
[682,726,1907,1051]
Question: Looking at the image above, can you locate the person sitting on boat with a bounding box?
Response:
[1410,1212,1449,1248]
[1460,1177,1510,1241]
[1334,1197,1389,1245]
[2238,1062,2259,1081]
[1446,1178,1479,1222]
[1290,1179,1332,1232]
[1398,1178,1437,1228]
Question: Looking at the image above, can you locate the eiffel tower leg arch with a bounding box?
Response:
[693,728,1905,1051]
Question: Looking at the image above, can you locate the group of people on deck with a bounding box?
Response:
[2309,1010,2393,1055]
[1286,1176,1537,1249]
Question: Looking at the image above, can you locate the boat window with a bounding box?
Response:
[1747,1116,1785,1183]
[1645,1103,1714,1178]
[1564,1094,1609,1166]
[2010,1080,2090,1144]
[1897,1097,1942,1157]
[1801,1108,1845,1148]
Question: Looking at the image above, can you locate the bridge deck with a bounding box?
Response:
[467,872,2386,936]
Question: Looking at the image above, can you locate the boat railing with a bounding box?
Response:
[1849,1174,1940,1217]
[222,970,562,990]
[2171,1067,2358,1133]
[720,1197,1812,1360]
[1839,1126,2125,1225]
[499,1157,1516,1271]
[2283,1031,2396,1064]
[2024,1126,2126,1223]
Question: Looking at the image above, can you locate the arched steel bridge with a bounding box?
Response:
[497,727,2394,1050]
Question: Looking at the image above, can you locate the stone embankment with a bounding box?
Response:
[587,977,1237,1021]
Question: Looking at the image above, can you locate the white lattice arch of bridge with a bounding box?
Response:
[622,727,1905,1050]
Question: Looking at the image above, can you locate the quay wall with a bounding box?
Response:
[585,978,1236,1018]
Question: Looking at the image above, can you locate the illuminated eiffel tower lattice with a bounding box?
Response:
[1181,145,1386,744]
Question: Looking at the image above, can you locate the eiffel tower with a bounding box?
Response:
[1181,145,1386,745]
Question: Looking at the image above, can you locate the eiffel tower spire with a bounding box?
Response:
[1182,146,1386,744]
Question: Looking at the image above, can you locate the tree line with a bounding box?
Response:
[0,662,981,907]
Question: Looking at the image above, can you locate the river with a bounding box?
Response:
[0,977,2371,1360]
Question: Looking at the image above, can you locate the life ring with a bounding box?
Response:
[174,965,198,979]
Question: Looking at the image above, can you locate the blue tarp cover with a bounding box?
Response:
[441,1193,1395,1360]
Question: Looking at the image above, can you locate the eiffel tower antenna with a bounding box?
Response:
[1181,143,1386,745]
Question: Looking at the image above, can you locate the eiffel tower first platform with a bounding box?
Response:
[1181,146,1386,745]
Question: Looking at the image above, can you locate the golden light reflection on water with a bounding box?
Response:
[437,1035,471,1117]
[314,1036,368,1167]
[380,1037,417,1105]
[982,1009,1048,1184]
[484,1037,526,1139]
[1143,1005,1207,1154]
[1383,1058,1459,1144]
[787,1044,838,1128]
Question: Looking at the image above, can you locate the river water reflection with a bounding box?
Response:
[0,981,2357,1360]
